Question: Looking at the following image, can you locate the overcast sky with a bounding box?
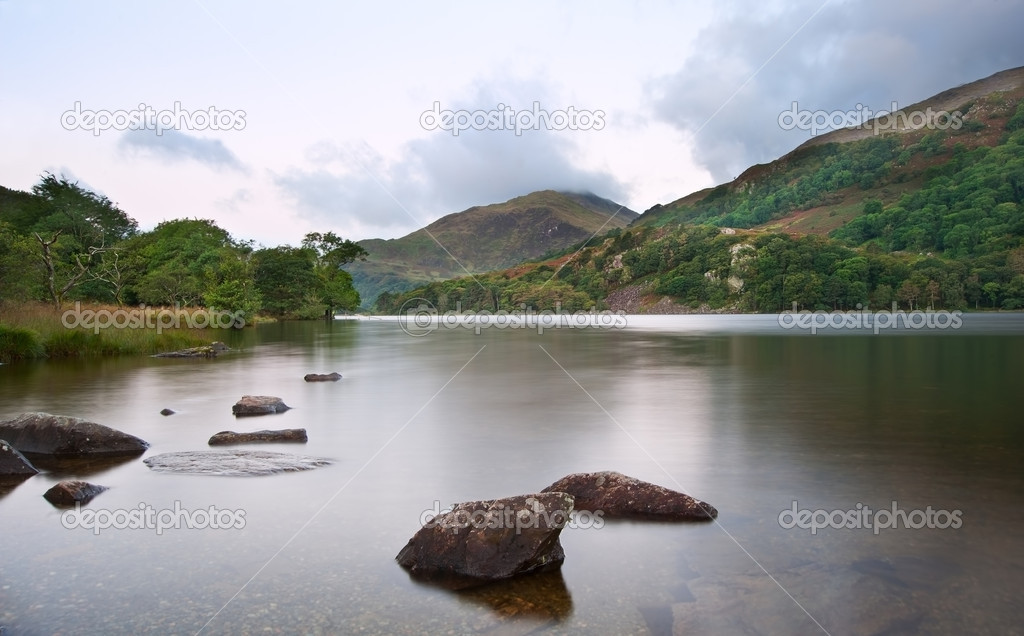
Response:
[2,0,1022,246]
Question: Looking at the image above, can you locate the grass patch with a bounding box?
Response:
[0,301,215,362]
[0,324,45,361]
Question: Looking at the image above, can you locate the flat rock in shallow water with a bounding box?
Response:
[232,395,291,416]
[304,372,342,382]
[208,428,307,445]
[541,471,717,521]
[152,341,230,358]
[0,412,149,457]
[43,480,108,506]
[143,450,332,476]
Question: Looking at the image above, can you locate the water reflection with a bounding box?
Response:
[0,475,33,500]
[27,453,142,478]
[404,568,574,628]
[0,316,1022,633]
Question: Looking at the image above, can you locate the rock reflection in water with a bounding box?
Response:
[26,452,140,478]
[407,568,573,633]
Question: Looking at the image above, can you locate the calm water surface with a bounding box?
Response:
[1,315,1022,635]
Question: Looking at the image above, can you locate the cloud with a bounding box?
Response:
[119,129,248,173]
[274,79,626,238]
[648,0,1024,183]
[217,188,252,213]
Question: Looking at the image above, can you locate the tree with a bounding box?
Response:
[872,283,895,309]
[982,282,1001,308]
[301,232,367,269]
[202,247,262,318]
[89,249,142,306]
[301,232,367,317]
[27,174,137,307]
[925,280,941,309]
[0,221,42,301]
[132,219,234,306]
[33,229,110,307]
[252,246,318,317]
[897,278,922,310]
[1002,275,1024,309]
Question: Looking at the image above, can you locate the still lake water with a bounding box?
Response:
[1,315,1023,635]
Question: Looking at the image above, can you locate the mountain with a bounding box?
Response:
[634,65,1024,234]
[377,66,1024,314]
[348,190,637,306]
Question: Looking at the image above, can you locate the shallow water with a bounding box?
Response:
[1,315,1022,634]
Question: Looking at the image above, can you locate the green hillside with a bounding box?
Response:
[377,67,1024,314]
[348,190,637,307]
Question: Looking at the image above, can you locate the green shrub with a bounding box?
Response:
[0,324,45,362]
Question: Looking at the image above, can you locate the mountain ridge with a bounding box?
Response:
[349,190,636,306]
[376,64,1024,314]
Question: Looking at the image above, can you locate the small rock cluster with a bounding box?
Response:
[396,471,717,589]
[0,369,345,502]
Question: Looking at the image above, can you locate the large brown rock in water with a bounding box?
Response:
[0,412,148,457]
[231,396,291,416]
[43,480,108,506]
[396,492,574,588]
[541,471,717,521]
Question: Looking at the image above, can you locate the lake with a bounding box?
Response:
[1,314,1022,635]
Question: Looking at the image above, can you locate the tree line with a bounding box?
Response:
[0,174,366,319]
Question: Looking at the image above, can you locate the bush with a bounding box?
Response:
[0,324,45,362]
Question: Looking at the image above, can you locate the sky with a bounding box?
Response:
[2,0,1023,247]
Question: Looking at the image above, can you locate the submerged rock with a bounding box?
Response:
[43,480,108,506]
[208,428,308,445]
[304,372,342,382]
[541,471,717,521]
[232,395,291,416]
[143,450,332,476]
[0,439,38,476]
[0,412,149,458]
[669,559,932,634]
[396,492,574,588]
